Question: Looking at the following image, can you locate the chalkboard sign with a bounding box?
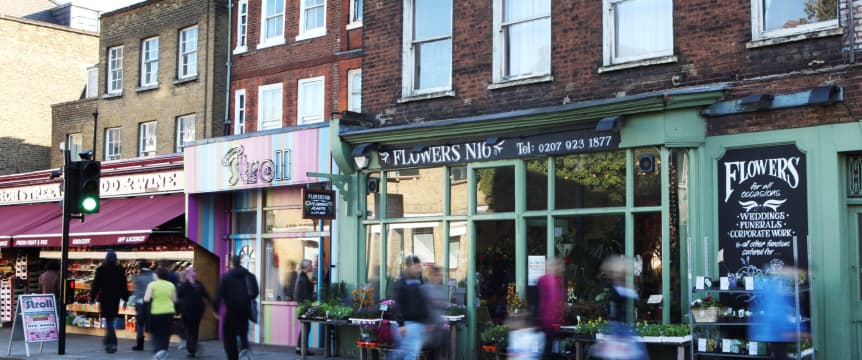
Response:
[302,189,336,219]
[717,144,808,277]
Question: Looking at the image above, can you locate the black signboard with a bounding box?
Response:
[302,189,336,219]
[378,129,620,169]
[717,144,808,277]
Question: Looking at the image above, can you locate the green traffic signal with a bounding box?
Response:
[80,196,98,213]
[77,160,101,214]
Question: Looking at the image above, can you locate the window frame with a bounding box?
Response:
[175,114,196,153]
[260,0,286,48]
[297,0,326,40]
[297,76,325,125]
[234,89,247,135]
[107,46,124,94]
[66,133,83,161]
[258,83,284,131]
[178,26,198,79]
[602,0,675,66]
[491,0,552,84]
[234,0,249,53]
[138,121,157,157]
[104,127,121,161]
[140,37,159,87]
[750,0,840,41]
[85,66,98,98]
[348,0,363,29]
[401,0,453,98]
[347,69,362,112]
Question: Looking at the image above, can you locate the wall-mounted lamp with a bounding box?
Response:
[808,85,840,106]
[738,94,774,110]
[595,116,623,132]
[352,143,377,170]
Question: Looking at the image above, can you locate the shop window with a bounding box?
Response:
[492,0,551,83]
[264,238,319,301]
[366,173,380,219]
[366,225,382,294]
[526,158,549,210]
[449,166,468,215]
[264,208,321,233]
[751,0,838,41]
[234,211,256,234]
[449,221,468,291]
[385,168,443,218]
[554,151,626,209]
[634,147,661,206]
[412,227,435,265]
[603,0,673,65]
[384,222,444,295]
[385,225,405,297]
[475,220,515,323]
[475,166,515,214]
[634,212,662,322]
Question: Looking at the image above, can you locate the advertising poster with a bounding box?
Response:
[20,294,59,342]
[717,144,808,278]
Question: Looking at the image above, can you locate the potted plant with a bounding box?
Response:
[442,304,466,322]
[480,322,508,353]
[691,295,721,323]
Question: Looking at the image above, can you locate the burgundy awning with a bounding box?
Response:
[0,203,62,248]
[13,194,184,248]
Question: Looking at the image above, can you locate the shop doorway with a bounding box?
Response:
[849,205,862,358]
[474,220,515,325]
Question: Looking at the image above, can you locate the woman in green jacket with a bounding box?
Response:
[145,267,177,360]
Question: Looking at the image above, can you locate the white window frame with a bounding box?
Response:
[297,76,325,125]
[178,26,198,79]
[139,121,157,157]
[140,37,159,87]
[67,134,83,161]
[234,89,246,135]
[260,0,286,48]
[602,0,674,66]
[85,66,98,98]
[234,0,249,53]
[175,114,196,152]
[258,83,283,130]
[401,0,453,98]
[104,128,121,161]
[347,0,362,29]
[107,46,124,94]
[347,69,361,112]
[297,0,326,41]
[750,0,840,42]
[491,0,551,84]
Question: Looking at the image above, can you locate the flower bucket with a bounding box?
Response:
[482,345,497,353]
[693,307,719,323]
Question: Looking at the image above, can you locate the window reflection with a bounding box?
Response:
[449,166,468,215]
[476,166,515,213]
[384,222,444,296]
[526,159,548,210]
[554,151,626,209]
[263,238,320,301]
[366,225,381,295]
[386,168,444,218]
[634,212,662,321]
[635,147,661,206]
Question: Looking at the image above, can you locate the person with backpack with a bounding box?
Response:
[213,256,259,360]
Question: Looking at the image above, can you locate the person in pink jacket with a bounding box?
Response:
[536,258,564,357]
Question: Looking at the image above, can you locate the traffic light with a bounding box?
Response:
[76,160,101,213]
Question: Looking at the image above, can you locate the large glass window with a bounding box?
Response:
[476,166,515,214]
[603,0,673,65]
[554,151,626,209]
[264,238,320,301]
[449,166,468,215]
[178,26,198,79]
[493,0,551,82]
[107,46,123,94]
[140,37,159,86]
[298,0,326,39]
[402,0,452,96]
[752,0,838,40]
[526,158,549,210]
[261,0,285,46]
[386,168,444,217]
[635,147,661,206]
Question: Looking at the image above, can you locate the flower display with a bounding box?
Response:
[506,283,528,314]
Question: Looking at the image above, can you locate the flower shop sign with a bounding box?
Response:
[717,144,808,276]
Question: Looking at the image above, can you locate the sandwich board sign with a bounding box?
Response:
[7,294,58,357]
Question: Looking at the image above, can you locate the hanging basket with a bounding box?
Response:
[693,307,719,323]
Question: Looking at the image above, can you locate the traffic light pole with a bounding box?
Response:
[58,150,70,355]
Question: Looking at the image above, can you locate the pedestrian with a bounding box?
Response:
[132,259,156,351]
[90,250,129,354]
[536,257,564,358]
[421,265,448,356]
[213,256,259,360]
[39,260,61,303]
[178,267,211,358]
[160,259,186,350]
[592,255,647,360]
[749,266,804,360]
[391,255,431,360]
[294,259,314,355]
[145,267,178,360]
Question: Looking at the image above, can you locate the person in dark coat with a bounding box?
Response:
[213,256,259,360]
[131,260,155,351]
[90,250,130,354]
[178,267,211,358]
[294,259,314,355]
[392,255,432,360]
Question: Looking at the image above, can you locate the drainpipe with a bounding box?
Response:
[92,110,98,158]
[849,0,856,64]
[224,0,233,135]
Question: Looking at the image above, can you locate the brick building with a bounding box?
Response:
[324,0,862,358]
[0,15,98,175]
[51,0,229,168]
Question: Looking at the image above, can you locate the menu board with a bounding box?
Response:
[717,144,808,277]
[302,189,336,219]
[20,294,59,342]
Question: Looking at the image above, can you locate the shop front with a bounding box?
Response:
[184,123,336,346]
[0,155,219,340]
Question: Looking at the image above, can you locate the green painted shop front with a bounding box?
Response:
[327,86,862,359]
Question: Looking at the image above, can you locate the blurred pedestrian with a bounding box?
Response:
[160,259,186,350]
[90,250,129,354]
[592,255,647,360]
[422,266,448,356]
[749,267,803,360]
[537,257,564,358]
[178,267,211,358]
[145,267,178,360]
[132,260,156,351]
[213,256,259,360]
[294,259,313,355]
[507,312,545,360]
[390,255,432,360]
[39,260,61,303]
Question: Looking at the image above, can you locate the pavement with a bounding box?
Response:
[0,328,353,360]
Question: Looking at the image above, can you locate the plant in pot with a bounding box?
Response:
[691,295,722,323]
[480,322,508,353]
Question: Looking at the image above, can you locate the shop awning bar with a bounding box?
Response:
[0,202,62,248]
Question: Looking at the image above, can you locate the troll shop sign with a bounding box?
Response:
[717,144,808,276]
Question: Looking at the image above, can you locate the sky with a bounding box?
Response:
[53,0,146,12]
